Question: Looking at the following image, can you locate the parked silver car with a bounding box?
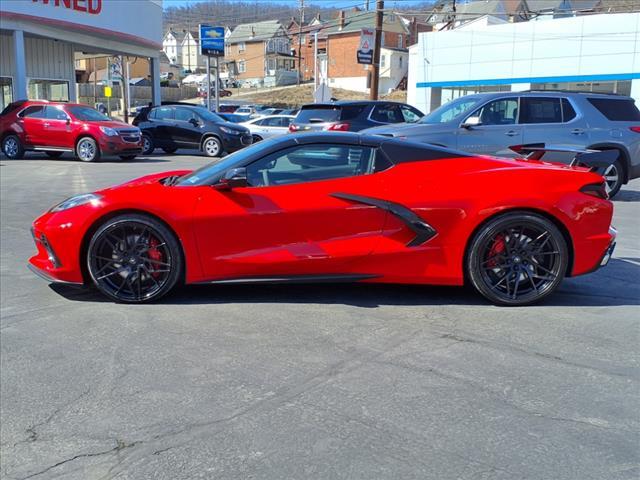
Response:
[241,115,295,142]
[363,91,640,196]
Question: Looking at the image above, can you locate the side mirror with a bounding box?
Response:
[189,118,200,127]
[214,167,248,190]
[461,116,482,129]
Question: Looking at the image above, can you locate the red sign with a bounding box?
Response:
[31,0,102,15]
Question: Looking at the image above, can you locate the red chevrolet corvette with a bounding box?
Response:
[29,133,616,305]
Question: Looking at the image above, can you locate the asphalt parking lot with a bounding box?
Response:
[1,151,639,480]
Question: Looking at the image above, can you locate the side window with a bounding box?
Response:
[562,98,577,122]
[400,105,422,123]
[245,144,377,187]
[19,105,46,118]
[45,106,69,121]
[150,106,173,120]
[262,117,282,127]
[520,97,562,124]
[370,104,404,123]
[340,105,366,121]
[175,108,197,122]
[281,117,294,127]
[473,98,518,126]
[251,118,265,126]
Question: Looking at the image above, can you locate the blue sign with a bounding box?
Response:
[200,25,225,57]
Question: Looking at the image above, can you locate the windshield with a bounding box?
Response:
[189,106,224,123]
[68,105,110,121]
[176,138,281,186]
[419,96,482,124]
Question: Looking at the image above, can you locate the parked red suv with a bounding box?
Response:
[0,100,142,162]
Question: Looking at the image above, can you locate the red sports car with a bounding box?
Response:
[28,133,616,305]
[1,100,142,162]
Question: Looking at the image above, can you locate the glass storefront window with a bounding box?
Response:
[1,77,13,112]
[28,79,70,102]
[530,80,632,96]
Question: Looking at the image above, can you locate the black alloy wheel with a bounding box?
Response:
[87,215,182,303]
[467,212,568,306]
[142,134,155,155]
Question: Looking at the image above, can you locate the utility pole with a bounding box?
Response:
[370,0,383,100]
[297,0,304,86]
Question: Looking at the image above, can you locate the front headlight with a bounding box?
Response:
[50,193,102,212]
[220,126,240,135]
[99,126,119,136]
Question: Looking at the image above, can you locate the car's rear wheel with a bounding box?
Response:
[2,135,25,159]
[162,147,177,154]
[142,134,155,155]
[202,136,222,157]
[45,151,64,159]
[603,158,623,198]
[467,212,568,306]
[87,214,182,303]
[76,137,101,162]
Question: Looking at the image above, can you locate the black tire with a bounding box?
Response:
[162,147,178,154]
[87,214,182,303]
[45,151,64,159]
[202,136,222,157]
[252,135,263,143]
[603,158,623,198]
[142,134,155,155]
[76,136,101,162]
[119,155,137,161]
[2,134,25,159]
[466,212,568,306]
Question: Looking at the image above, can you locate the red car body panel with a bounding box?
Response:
[28,144,615,290]
[0,100,142,157]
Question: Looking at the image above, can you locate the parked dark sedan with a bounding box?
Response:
[289,101,424,133]
[133,104,252,157]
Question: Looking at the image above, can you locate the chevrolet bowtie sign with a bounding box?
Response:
[357,28,375,64]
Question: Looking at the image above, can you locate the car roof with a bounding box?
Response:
[301,100,408,108]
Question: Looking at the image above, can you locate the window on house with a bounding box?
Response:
[380,55,386,68]
[398,34,403,48]
[239,42,246,52]
[238,60,246,73]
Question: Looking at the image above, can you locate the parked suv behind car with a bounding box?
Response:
[289,101,424,133]
[363,91,640,196]
[133,104,252,157]
[1,100,142,162]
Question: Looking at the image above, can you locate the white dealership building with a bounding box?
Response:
[407,12,640,113]
[0,0,163,111]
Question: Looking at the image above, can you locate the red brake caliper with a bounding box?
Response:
[486,234,506,268]
[148,237,163,278]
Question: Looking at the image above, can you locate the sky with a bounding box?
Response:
[162,0,429,9]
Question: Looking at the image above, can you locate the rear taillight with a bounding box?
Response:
[289,124,299,133]
[580,182,608,200]
[630,126,640,133]
[326,122,350,131]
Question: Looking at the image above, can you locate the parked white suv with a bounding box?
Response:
[364,91,640,196]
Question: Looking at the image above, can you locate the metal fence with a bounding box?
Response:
[77,84,198,108]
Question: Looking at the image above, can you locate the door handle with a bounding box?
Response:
[505,130,519,137]
[571,129,585,135]
[43,122,50,127]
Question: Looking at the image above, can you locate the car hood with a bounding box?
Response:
[362,122,451,136]
[98,170,193,194]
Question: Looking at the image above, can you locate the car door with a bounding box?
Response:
[456,97,522,156]
[172,107,203,146]
[520,97,590,162]
[146,106,175,147]
[17,105,48,146]
[43,106,74,148]
[192,142,388,280]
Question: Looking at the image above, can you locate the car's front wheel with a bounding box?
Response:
[87,214,182,303]
[466,212,568,306]
[76,137,101,162]
[2,134,25,159]
[202,136,222,157]
[142,134,155,155]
